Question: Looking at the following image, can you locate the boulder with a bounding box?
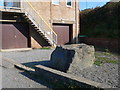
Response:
[50,44,95,73]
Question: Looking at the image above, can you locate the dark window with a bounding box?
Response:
[66,0,72,7]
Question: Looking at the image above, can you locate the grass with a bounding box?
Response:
[94,57,119,66]
[39,47,51,50]
[32,47,51,50]
[94,51,120,66]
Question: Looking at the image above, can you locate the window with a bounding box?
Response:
[4,0,20,8]
[4,0,14,7]
[0,0,4,7]
[66,0,72,7]
[52,0,59,5]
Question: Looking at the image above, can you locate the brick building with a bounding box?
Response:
[0,0,79,49]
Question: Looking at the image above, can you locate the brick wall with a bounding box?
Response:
[79,37,120,52]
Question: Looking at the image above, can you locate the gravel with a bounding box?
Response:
[1,49,119,88]
[69,63,119,88]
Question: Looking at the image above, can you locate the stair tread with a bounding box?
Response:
[36,29,42,32]
[22,14,55,46]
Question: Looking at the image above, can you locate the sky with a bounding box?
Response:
[79,0,110,10]
[0,0,4,6]
[0,0,110,10]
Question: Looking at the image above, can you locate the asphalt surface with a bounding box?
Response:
[2,62,47,88]
[1,49,54,88]
[2,49,54,63]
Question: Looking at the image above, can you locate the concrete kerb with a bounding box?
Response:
[0,48,32,52]
[35,65,112,89]
[2,57,35,72]
[2,56,112,89]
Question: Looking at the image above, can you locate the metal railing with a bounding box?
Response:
[22,0,57,46]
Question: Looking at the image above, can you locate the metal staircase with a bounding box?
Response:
[21,0,57,47]
[0,0,57,47]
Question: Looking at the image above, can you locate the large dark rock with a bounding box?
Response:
[50,44,95,73]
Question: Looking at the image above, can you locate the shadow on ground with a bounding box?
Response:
[22,60,51,69]
[17,46,81,88]
[20,60,56,89]
[20,70,55,89]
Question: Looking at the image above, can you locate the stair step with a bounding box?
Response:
[39,31,44,33]
[34,27,38,29]
[23,16,28,18]
[26,18,30,21]
[35,28,39,30]
[28,21,33,23]
[23,14,26,17]
[37,30,41,32]
[31,24,36,26]
[46,39,49,42]
[24,18,35,25]
[26,19,31,22]
[42,35,46,38]
[44,37,47,40]
[24,17,29,20]
[39,32,44,35]
[29,22,33,24]
[26,18,30,20]
[32,24,36,26]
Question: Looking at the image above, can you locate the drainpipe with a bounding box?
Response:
[75,0,79,43]
[50,0,53,26]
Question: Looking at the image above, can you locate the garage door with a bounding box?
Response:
[1,23,29,49]
[53,25,69,45]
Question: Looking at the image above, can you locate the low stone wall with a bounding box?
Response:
[35,65,111,88]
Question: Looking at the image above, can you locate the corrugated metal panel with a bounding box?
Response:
[53,25,69,45]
